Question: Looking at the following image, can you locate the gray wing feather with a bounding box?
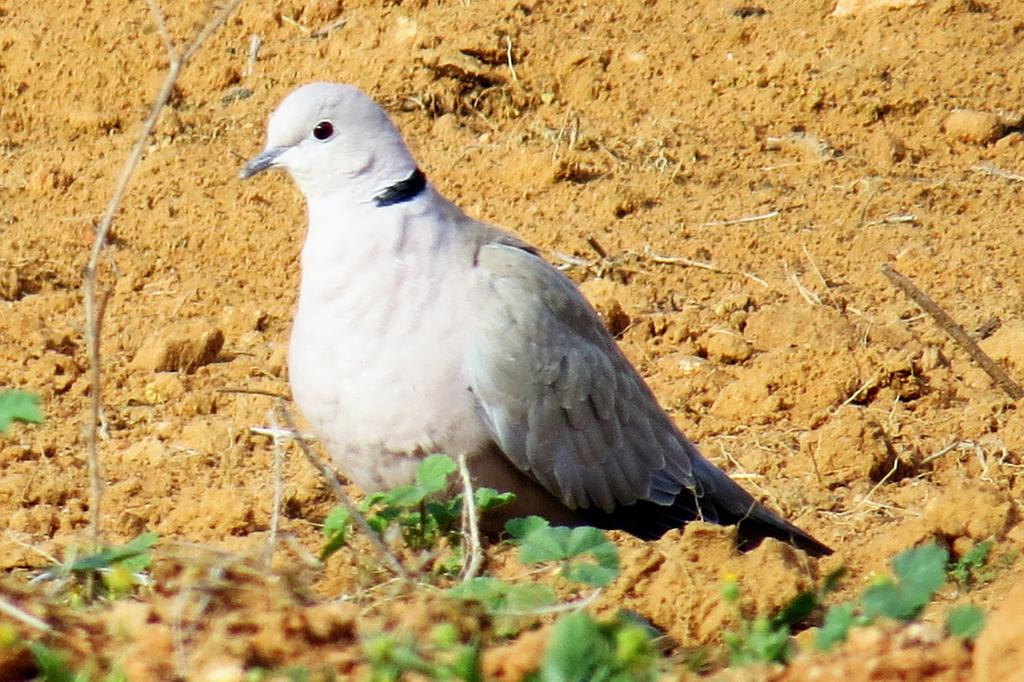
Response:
[466,240,697,514]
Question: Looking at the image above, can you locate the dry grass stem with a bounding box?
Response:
[458,453,483,583]
[504,35,519,83]
[972,162,1024,183]
[311,17,349,38]
[82,0,243,548]
[265,410,286,566]
[700,210,779,227]
[274,401,409,580]
[493,588,602,617]
[881,263,1024,400]
[840,457,901,517]
[0,596,54,633]
[221,386,293,400]
[802,244,841,309]
[244,34,262,77]
[642,246,769,288]
[790,270,822,306]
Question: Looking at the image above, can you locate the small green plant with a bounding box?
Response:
[28,641,89,682]
[721,567,844,666]
[38,532,157,603]
[245,666,325,681]
[945,604,985,640]
[362,624,482,682]
[320,457,659,679]
[860,543,947,622]
[815,542,986,651]
[0,389,43,434]
[450,517,620,634]
[507,516,620,588]
[948,540,991,588]
[321,454,513,562]
[526,611,658,682]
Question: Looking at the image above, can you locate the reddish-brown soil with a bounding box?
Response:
[2,0,1023,679]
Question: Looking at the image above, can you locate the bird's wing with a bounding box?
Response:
[465,238,701,514]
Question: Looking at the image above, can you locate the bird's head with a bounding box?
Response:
[240,82,417,203]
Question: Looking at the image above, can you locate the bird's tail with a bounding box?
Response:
[691,455,833,558]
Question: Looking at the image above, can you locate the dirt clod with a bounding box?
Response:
[131,320,225,373]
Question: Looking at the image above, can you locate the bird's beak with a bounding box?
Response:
[239,146,285,180]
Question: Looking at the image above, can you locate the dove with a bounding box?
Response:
[241,82,831,557]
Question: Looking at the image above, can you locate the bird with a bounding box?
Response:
[240,82,832,558]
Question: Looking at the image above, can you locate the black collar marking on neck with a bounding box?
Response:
[372,168,427,207]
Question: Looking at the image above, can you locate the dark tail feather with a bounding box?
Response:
[583,455,833,558]
[734,505,833,558]
[691,454,832,557]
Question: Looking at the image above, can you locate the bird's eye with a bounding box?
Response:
[312,121,334,140]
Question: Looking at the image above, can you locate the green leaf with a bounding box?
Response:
[821,566,848,595]
[948,540,991,587]
[28,642,86,682]
[772,591,819,629]
[415,454,456,492]
[862,543,949,621]
[815,603,856,651]
[475,487,515,511]
[69,532,157,573]
[892,543,948,598]
[0,390,43,434]
[946,604,985,640]
[378,484,427,508]
[503,583,558,613]
[536,611,609,682]
[744,617,792,665]
[449,577,555,613]
[505,516,549,543]
[518,525,620,588]
[321,506,352,559]
[519,526,572,564]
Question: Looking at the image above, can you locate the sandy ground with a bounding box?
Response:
[2,0,1024,679]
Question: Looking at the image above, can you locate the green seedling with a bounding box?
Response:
[362,624,482,682]
[948,540,991,588]
[526,611,658,682]
[37,532,157,603]
[28,642,88,682]
[945,604,985,640]
[507,516,620,588]
[321,454,513,561]
[721,567,844,666]
[452,517,620,635]
[0,389,43,434]
[815,542,986,651]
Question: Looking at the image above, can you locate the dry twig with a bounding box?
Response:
[274,401,409,580]
[642,246,769,288]
[972,163,1024,183]
[81,0,243,547]
[264,410,286,566]
[0,596,54,633]
[880,263,1024,400]
[458,454,483,582]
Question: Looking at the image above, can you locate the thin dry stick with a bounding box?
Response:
[504,35,519,83]
[880,264,1024,400]
[0,596,54,633]
[81,0,244,547]
[274,401,409,580]
[699,210,779,227]
[457,453,483,583]
[802,244,840,309]
[972,163,1024,183]
[642,247,770,288]
[264,410,286,566]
